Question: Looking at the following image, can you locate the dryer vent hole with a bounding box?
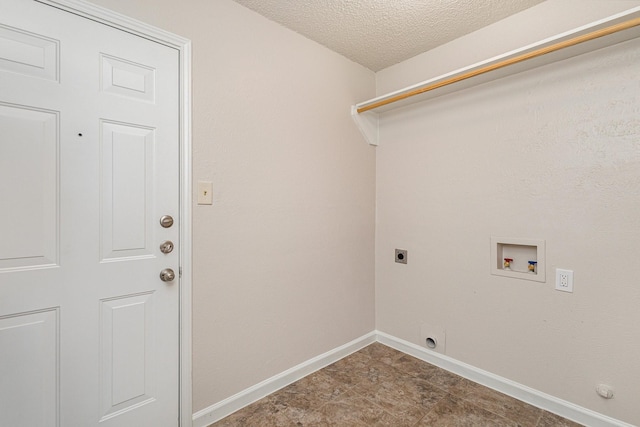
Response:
[426,337,437,349]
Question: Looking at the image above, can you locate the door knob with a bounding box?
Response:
[160,240,174,254]
[160,268,175,282]
[159,215,174,228]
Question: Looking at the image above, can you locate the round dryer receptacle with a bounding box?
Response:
[426,337,437,349]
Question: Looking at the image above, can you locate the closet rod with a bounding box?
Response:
[357,17,640,114]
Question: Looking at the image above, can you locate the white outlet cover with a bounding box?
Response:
[555,268,574,293]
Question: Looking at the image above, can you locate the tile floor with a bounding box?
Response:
[211,343,583,426]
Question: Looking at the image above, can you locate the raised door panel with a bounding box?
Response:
[100,121,155,262]
[0,24,58,81]
[0,103,58,270]
[99,293,155,421]
[100,54,155,103]
[0,309,59,427]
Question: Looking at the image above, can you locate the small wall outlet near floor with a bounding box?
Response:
[555,268,573,293]
[420,323,446,354]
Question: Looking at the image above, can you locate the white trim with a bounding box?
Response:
[178,41,194,427]
[376,331,635,427]
[195,330,633,427]
[192,332,377,427]
[34,0,189,48]
[34,1,194,425]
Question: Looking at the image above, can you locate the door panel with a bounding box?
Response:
[101,54,155,102]
[100,121,156,261]
[0,24,58,81]
[0,1,180,426]
[0,308,59,427]
[100,292,155,420]
[0,103,58,270]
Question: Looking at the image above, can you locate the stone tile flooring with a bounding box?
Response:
[211,343,583,426]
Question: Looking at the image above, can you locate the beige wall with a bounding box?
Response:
[375,1,640,425]
[88,0,376,412]
[84,0,640,424]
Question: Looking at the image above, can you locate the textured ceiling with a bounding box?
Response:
[232,0,545,71]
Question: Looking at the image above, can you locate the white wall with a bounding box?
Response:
[88,0,376,412]
[375,1,640,425]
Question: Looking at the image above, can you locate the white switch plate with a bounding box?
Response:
[555,268,573,293]
[197,181,213,205]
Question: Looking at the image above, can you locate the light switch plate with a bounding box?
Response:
[197,181,213,205]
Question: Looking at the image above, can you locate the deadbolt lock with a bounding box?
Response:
[159,215,174,228]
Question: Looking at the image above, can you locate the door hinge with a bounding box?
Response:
[179,266,182,278]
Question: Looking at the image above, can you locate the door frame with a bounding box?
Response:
[34,0,193,425]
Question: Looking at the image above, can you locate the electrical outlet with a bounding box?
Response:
[395,249,407,264]
[555,268,573,293]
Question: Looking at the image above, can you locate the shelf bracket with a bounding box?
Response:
[350,105,379,146]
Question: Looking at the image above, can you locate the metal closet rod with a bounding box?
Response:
[357,17,640,114]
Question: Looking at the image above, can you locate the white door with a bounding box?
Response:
[0,1,180,426]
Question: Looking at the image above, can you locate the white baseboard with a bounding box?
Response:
[192,330,632,427]
[192,331,376,427]
[376,331,634,427]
